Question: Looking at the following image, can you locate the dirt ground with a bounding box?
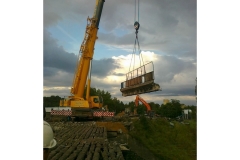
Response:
[45,116,158,160]
[96,122,128,133]
[95,120,159,160]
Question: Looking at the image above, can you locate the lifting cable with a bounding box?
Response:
[128,0,146,80]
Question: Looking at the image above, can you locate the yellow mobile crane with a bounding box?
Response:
[59,0,105,119]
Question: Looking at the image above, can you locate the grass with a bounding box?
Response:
[129,116,197,160]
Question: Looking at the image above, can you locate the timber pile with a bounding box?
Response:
[47,122,125,160]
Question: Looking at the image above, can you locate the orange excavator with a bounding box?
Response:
[134,95,155,117]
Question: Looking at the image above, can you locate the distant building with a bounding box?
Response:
[181,104,186,109]
[182,109,192,119]
[163,99,169,105]
[125,107,130,114]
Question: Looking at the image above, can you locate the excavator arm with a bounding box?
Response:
[135,95,155,117]
[134,95,152,115]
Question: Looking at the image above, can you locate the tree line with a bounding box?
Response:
[44,87,196,119]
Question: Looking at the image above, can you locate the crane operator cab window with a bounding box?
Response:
[93,98,99,103]
[99,96,103,103]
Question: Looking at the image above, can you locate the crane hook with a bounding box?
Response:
[134,21,140,31]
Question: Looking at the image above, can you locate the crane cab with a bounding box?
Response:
[89,96,103,109]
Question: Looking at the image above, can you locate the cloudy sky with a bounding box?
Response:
[43,0,196,106]
[4,1,240,158]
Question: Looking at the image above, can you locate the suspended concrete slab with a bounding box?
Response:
[120,79,161,97]
[120,62,161,97]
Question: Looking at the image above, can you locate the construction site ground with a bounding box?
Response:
[45,113,158,160]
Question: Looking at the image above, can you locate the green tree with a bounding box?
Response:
[159,99,182,118]
[43,88,122,112]
[137,104,146,115]
[43,96,61,107]
[125,101,135,113]
[149,102,161,114]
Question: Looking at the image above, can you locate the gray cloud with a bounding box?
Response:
[44,0,196,59]
[152,55,196,83]
[44,0,96,27]
[91,58,120,77]
[98,32,139,45]
[156,85,195,97]
[44,30,77,74]
[44,67,59,77]
[44,87,71,97]
[44,29,121,87]
[43,71,73,88]
[43,0,197,105]
[100,0,196,60]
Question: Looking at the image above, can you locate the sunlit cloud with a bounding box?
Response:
[43,0,196,105]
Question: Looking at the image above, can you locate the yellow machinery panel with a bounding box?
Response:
[70,100,89,108]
